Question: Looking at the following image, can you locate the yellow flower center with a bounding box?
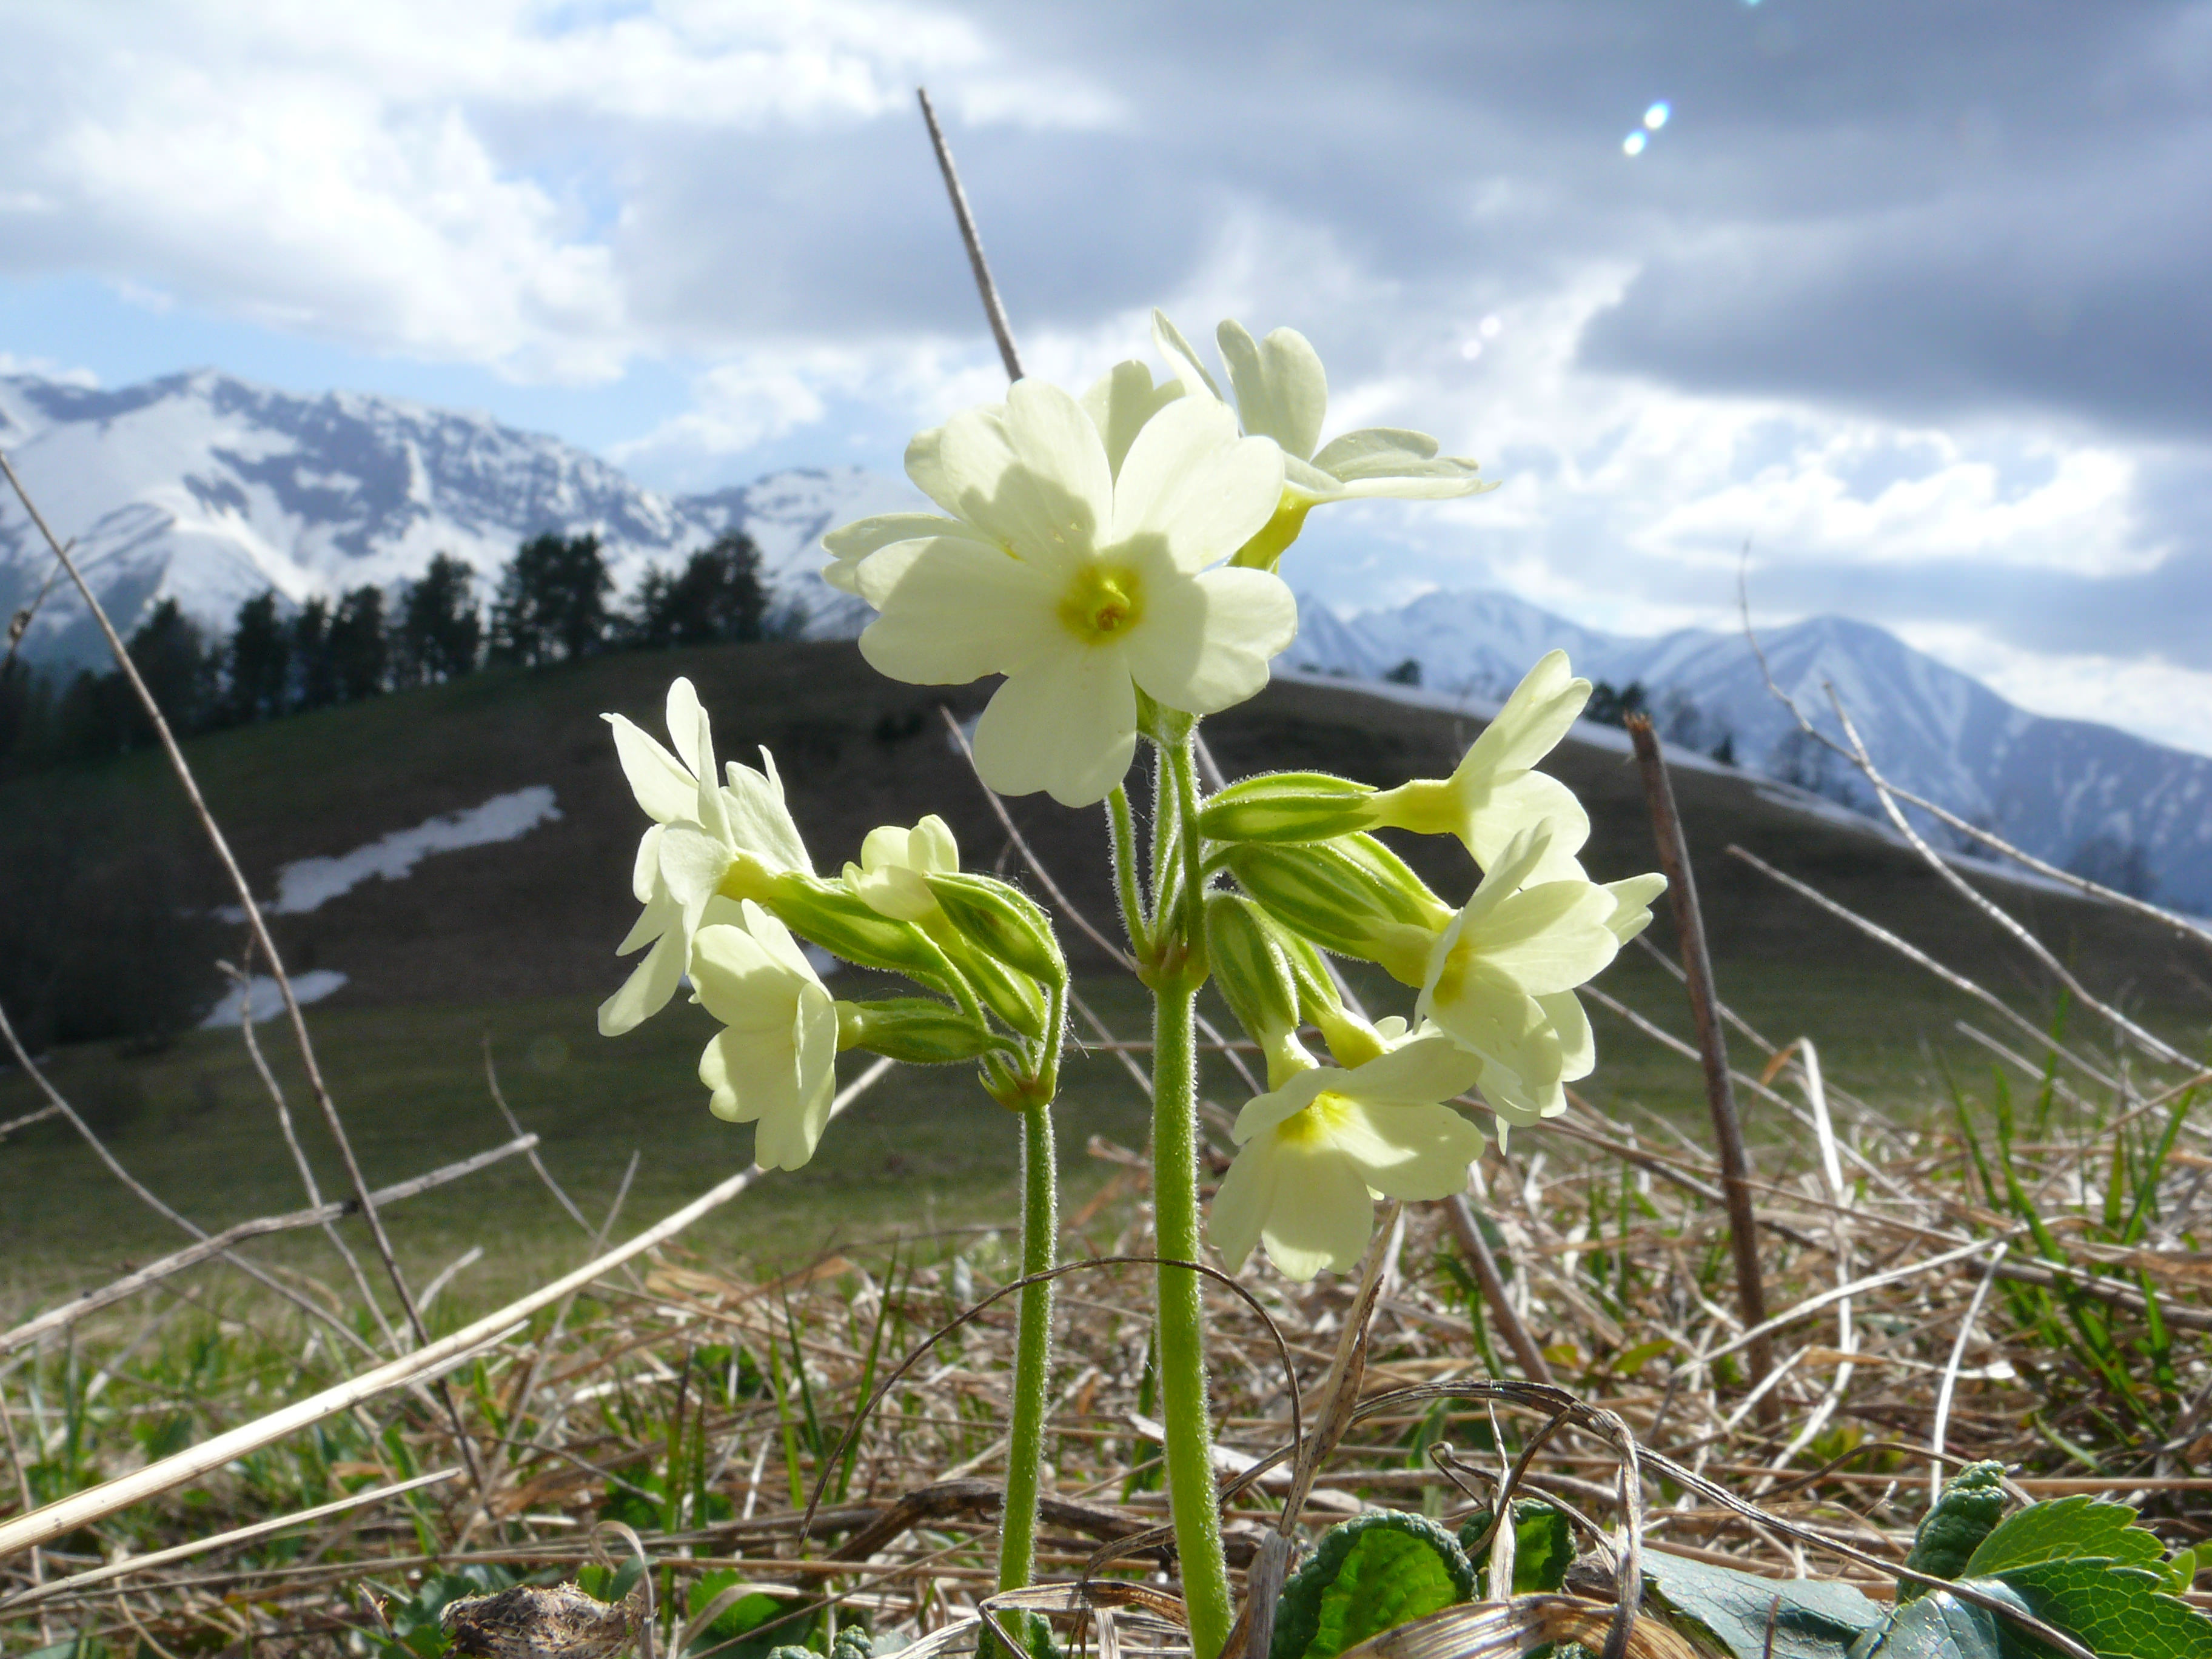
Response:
[1429,936,1477,1007]
[1275,1090,1353,1148]
[1057,562,1144,645]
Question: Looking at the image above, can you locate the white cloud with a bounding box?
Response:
[0,1,1114,381]
[1895,624,2212,757]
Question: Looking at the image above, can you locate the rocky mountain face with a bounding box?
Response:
[0,367,912,662]
[1289,588,2212,913]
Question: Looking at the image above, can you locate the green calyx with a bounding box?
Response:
[1197,771,1378,845]
[928,871,1065,985]
[1222,834,1450,977]
[762,874,951,985]
[1203,893,1302,1051]
[836,998,999,1065]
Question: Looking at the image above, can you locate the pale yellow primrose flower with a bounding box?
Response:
[843,814,960,922]
[1366,650,1595,884]
[1415,825,1661,1128]
[600,677,811,1037]
[822,367,1187,598]
[1151,310,1493,566]
[848,379,1295,807]
[1210,1019,1486,1281]
[692,900,840,1170]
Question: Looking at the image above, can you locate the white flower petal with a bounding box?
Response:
[722,751,811,874]
[858,537,1061,685]
[1468,882,1621,995]
[689,920,788,1031]
[1152,309,1225,402]
[1208,1137,1280,1270]
[1328,1099,1485,1200]
[1310,427,1439,469]
[1464,652,1589,774]
[1108,398,1284,573]
[1466,773,1590,882]
[1001,378,1114,548]
[1338,1033,1484,1107]
[630,824,665,905]
[665,678,710,780]
[1123,563,1296,716]
[1262,1141,1380,1280]
[971,645,1139,806]
[659,825,735,913]
[1217,320,1328,462]
[1540,990,1595,1082]
[1232,1066,1332,1141]
[823,512,967,561]
[605,713,695,825]
[616,883,677,955]
[598,925,688,1036]
[1418,957,1562,1088]
[1604,874,1668,943]
[1081,359,1184,479]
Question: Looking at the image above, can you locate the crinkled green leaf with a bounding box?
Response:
[1995,1557,2212,1659]
[1964,1496,2166,1578]
[1640,1550,1883,1659]
[1271,1510,1476,1659]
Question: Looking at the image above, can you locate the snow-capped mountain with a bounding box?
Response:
[1292,588,2212,913]
[0,367,917,662]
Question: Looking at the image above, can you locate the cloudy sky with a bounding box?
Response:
[4,0,2210,752]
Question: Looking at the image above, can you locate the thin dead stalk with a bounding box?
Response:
[916,87,1023,383]
[1626,716,1775,1420]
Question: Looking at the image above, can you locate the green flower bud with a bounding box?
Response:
[761,873,949,984]
[926,871,1065,985]
[1223,834,1452,985]
[1197,771,1377,844]
[836,998,997,1065]
[956,945,1051,1043]
[1203,894,1302,1048]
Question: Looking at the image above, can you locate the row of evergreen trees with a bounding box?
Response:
[0,530,782,777]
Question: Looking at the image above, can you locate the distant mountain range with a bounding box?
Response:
[4,366,2205,911]
[0,367,908,664]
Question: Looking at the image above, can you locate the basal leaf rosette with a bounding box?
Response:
[828,379,1296,806]
[600,677,812,1036]
[1211,1019,1486,1280]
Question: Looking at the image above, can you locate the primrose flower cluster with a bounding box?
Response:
[823,311,1664,1283]
[598,677,1068,1168]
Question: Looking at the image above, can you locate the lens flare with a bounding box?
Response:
[1644,101,1671,130]
[1622,130,1648,156]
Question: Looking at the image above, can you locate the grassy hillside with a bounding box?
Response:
[3,640,2200,1303]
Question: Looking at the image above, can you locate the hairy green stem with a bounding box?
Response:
[1107,782,1148,954]
[996,1097,1059,1640]
[1151,976,1233,1659]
